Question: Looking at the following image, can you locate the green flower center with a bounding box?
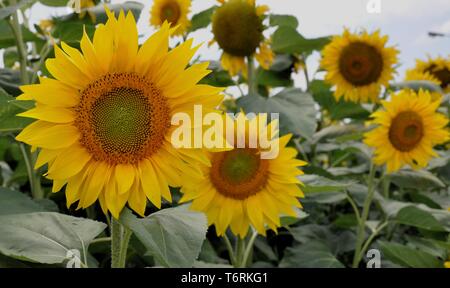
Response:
[212,0,263,57]
[339,42,384,86]
[76,73,170,164]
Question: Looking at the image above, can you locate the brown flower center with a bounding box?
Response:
[425,64,450,90]
[339,42,384,86]
[160,1,181,24]
[210,148,269,200]
[388,111,424,152]
[75,73,171,164]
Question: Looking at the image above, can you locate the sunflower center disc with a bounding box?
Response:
[76,73,170,164]
[339,42,384,86]
[388,111,424,152]
[161,1,181,24]
[426,64,450,90]
[212,0,263,57]
[210,149,268,200]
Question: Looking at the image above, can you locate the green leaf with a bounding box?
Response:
[0,88,33,133]
[0,19,42,49]
[389,169,445,190]
[309,80,370,120]
[280,208,308,227]
[256,68,293,87]
[378,241,442,268]
[0,188,48,215]
[391,80,443,93]
[395,206,447,232]
[0,212,106,265]
[52,21,96,44]
[269,14,298,29]
[0,68,23,95]
[3,47,18,68]
[0,0,34,20]
[272,26,330,55]
[280,241,344,268]
[189,6,217,32]
[237,88,317,140]
[119,205,208,268]
[39,0,69,6]
[299,174,355,193]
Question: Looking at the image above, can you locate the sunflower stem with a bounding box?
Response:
[241,230,258,267]
[18,143,43,199]
[234,236,246,268]
[111,217,131,268]
[352,162,377,268]
[247,56,257,97]
[223,234,236,266]
[7,0,29,84]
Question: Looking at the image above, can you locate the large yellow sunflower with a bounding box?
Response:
[150,0,191,36]
[364,89,449,173]
[405,56,450,93]
[180,114,307,237]
[211,0,273,76]
[16,8,223,219]
[321,29,398,103]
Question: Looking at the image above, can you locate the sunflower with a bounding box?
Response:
[16,8,223,219]
[211,0,274,76]
[150,0,191,36]
[321,29,398,103]
[405,56,450,93]
[180,114,307,237]
[78,0,97,22]
[403,70,443,102]
[364,89,449,173]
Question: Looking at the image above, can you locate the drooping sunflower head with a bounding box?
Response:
[16,8,223,219]
[150,0,191,36]
[321,29,398,103]
[180,114,307,237]
[212,0,273,76]
[364,89,449,173]
[406,56,450,93]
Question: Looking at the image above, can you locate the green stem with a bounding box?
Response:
[111,217,131,268]
[247,56,257,96]
[8,0,29,84]
[234,236,246,268]
[18,143,43,199]
[356,221,388,264]
[241,230,258,268]
[382,174,390,199]
[223,234,236,266]
[352,162,377,268]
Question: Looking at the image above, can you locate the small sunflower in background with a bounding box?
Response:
[364,89,449,173]
[405,56,450,93]
[78,0,97,22]
[16,8,223,219]
[150,0,191,36]
[321,29,398,103]
[211,0,273,76]
[180,114,307,237]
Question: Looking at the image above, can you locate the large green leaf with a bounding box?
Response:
[310,80,370,120]
[279,241,344,268]
[0,212,106,265]
[269,14,298,29]
[0,88,33,133]
[299,174,355,193]
[389,169,445,190]
[272,26,330,55]
[395,206,447,232]
[189,6,217,32]
[39,0,69,6]
[237,88,317,140]
[378,241,442,268]
[0,188,48,215]
[119,205,208,268]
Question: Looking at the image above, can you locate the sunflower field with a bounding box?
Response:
[0,0,449,270]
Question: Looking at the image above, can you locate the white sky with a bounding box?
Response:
[8,0,450,89]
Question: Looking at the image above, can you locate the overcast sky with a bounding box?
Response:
[16,0,450,88]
